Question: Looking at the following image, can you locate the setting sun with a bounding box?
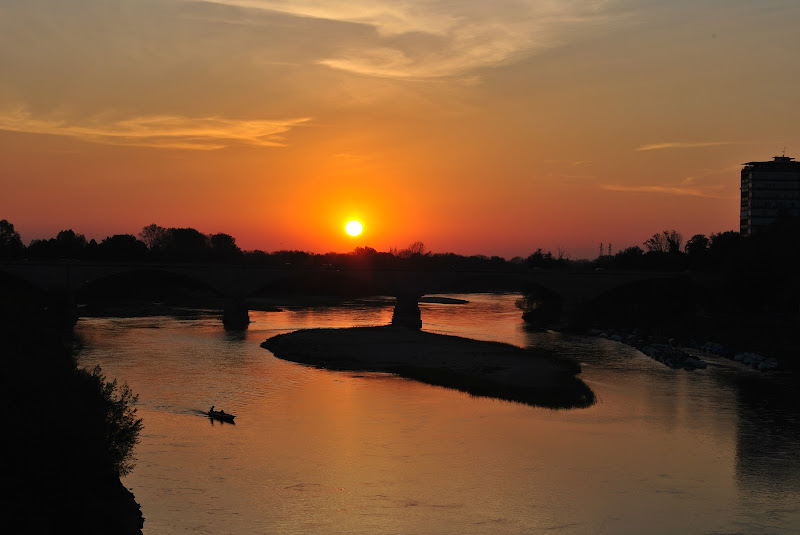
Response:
[345,220,363,236]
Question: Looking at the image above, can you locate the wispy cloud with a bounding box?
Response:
[635,141,743,151]
[600,184,731,199]
[195,0,631,78]
[543,159,593,166]
[0,108,310,150]
[560,174,596,180]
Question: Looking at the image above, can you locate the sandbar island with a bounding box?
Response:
[262,326,594,409]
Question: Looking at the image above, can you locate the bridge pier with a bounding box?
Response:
[222,298,250,330]
[391,292,422,330]
[558,298,591,332]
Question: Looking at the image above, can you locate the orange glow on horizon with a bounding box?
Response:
[1,1,791,259]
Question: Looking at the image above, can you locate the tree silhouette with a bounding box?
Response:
[209,233,241,262]
[0,219,24,258]
[644,229,683,254]
[138,223,167,250]
[99,234,148,261]
[398,241,426,258]
[162,228,210,261]
[612,246,645,269]
[79,366,143,477]
[708,230,744,269]
[685,234,709,256]
[28,229,88,259]
[56,229,88,258]
[526,248,568,269]
[684,234,710,267]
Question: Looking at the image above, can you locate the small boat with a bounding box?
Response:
[207,408,236,423]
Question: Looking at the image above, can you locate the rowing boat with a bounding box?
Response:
[208,409,235,423]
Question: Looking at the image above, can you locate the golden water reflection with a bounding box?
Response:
[76,295,800,534]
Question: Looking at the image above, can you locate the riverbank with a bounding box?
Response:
[591,327,787,373]
[1,287,144,535]
[262,326,594,409]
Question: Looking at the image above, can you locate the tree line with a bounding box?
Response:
[595,216,800,274]
[1,217,798,274]
[0,221,243,263]
[0,221,528,271]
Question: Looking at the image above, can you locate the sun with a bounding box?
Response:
[345,220,363,236]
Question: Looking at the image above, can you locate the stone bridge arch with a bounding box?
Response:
[1,260,714,331]
[516,270,695,329]
[0,261,264,328]
[584,276,708,331]
[0,269,50,310]
[76,269,224,306]
[247,268,394,298]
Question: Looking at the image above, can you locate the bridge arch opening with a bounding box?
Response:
[0,271,49,311]
[251,270,392,298]
[77,270,222,310]
[0,270,82,326]
[585,277,704,333]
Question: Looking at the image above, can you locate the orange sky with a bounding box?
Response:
[2,1,799,259]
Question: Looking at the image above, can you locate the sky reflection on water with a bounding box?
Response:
[76,294,800,534]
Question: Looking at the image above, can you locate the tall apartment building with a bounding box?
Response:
[740,155,800,236]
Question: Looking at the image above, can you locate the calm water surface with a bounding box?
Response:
[76,294,800,534]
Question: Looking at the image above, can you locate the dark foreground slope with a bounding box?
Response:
[0,280,143,535]
[262,326,594,409]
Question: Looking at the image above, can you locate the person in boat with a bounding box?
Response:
[209,405,215,413]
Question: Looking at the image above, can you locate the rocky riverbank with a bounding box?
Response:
[262,326,595,409]
[592,328,785,372]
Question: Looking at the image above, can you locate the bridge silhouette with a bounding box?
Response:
[0,260,698,328]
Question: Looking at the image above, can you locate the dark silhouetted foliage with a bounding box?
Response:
[398,241,427,258]
[0,219,24,258]
[0,287,144,533]
[516,283,564,329]
[526,248,568,269]
[684,233,710,267]
[78,366,143,477]
[99,234,148,261]
[138,223,167,250]
[161,227,210,260]
[644,229,683,254]
[613,246,645,269]
[28,229,88,259]
[210,233,242,261]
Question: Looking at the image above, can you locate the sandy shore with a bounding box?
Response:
[262,326,594,409]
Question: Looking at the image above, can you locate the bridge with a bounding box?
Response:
[0,260,699,329]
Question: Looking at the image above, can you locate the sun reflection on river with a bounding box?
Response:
[75,295,800,534]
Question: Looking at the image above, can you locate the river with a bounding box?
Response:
[75,293,800,534]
